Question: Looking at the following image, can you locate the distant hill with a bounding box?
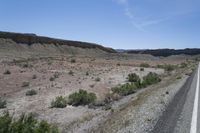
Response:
[126,49,200,57]
[0,31,116,53]
[1,31,199,57]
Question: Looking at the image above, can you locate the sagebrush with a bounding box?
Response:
[0,112,59,133]
[51,96,67,108]
[0,98,6,109]
[68,89,97,106]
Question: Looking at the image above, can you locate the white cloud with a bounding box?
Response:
[113,0,174,32]
[113,0,146,31]
[124,8,133,19]
[139,17,170,27]
[113,0,197,31]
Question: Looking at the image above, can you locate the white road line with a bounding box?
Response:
[190,63,200,133]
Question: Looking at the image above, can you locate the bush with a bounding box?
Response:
[104,104,112,110]
[22,63,29,68]
[49,77,55,81]
[111,72,161,97]
[4,70,11,75]
[195,57,200,62]
[134,80,143,89]
[165,65,176,72]
[180,62,187,68]
[53,72,60,78]
[51,96,67,108]
[128,73,140,82]
[0,112,59,133]
[26,89,37,96]
[156,64,163,68]
[86,71,89,76]
[111,83,137,96]
[70,59,76,63]
[111,72,162,97]
[142,72,161,86]
[89,84,95,88]
[191,63,198,71]
[116,63,120,66]
[157,64,175,72]
[50,72,60,81]
[32,74,37,79]
[95,77,101,82]
[0,98,6,109]
[68,89,97,106]
[68,70,74,75]
[140,63,150,68]
[21,82,30,87]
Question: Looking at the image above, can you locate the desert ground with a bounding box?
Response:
[0,54,196,132]
[0,35,199,133]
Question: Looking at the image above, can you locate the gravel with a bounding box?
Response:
[82,75,188,133]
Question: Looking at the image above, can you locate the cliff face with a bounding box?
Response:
[0,31,116,60]
[1,31,199,59]
[0,31,116,53]
[127,49,200,57]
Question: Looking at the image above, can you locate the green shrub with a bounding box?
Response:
[50,72,60,81]
[104,104,112,110]
[156,64,163,68]
[111,72,161,97]
[86,71,89,76]
[195,57,200,62]
[49,77,55,81]
[53,72,60,78]
[140,63,150,68]
[0,112,59,133]
[32,74,37,79]
[111,83,137,96]
[89,84,95,88]
[51,96,67,108]
[140,68,144,71]
[4,70,11,75]
[111,72,162,97]
[22,63,29,68]
[142,72,161,86]
[70,59,76,63]
[95,77,101,82]
[116,63,120,66]
[0,98,6,109]
[165,65,176,72]
[21,82,30,87]
[157,64,175,72]
[180,62,187,68]
[26,89,37,96]
[134,80,143,89]
[68,89,97,106]
[128,73,140,82]
[68,70,74,75]
[191,63,198,71]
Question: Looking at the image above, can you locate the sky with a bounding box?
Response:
[0,0,200,49]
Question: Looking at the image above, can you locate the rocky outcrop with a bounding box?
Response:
[0,31,116,53]
[126,49,200,57]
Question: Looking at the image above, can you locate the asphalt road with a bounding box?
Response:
[151,63,200,133]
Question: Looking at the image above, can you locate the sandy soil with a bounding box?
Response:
[0,54,192,133]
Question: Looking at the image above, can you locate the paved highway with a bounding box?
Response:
[151,63,200,133]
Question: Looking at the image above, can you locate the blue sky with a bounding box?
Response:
[0,0,200,49]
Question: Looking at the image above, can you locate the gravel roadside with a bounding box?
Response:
[84,74,188,133]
